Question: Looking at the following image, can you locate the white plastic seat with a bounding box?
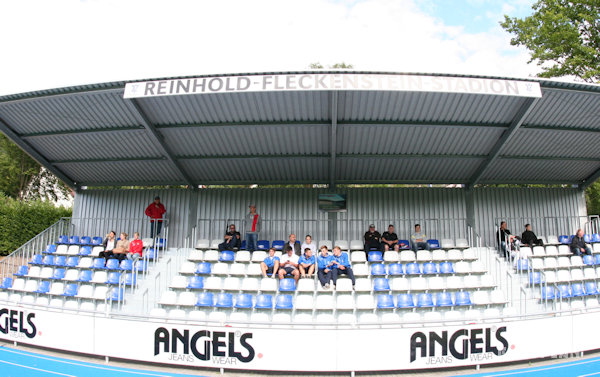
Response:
[545,245,559,256]
[76,285,94,299]
[93,286,109,300]
[63,300,79,310]
[335,240,349,251]
[272,313,292,323]
[56,245,68,255]
[230,312,249,322]
[383,251,399,262]
[91,271,108,284]
[21,295,35,305]
[547,235,559,244]
[544,258,558,269]
[63,269,79,281]
[444,311,463,322]
[557,270,571,282]
[472,291,490,305]
[315,313,335,324]
[358,313,378,324]
[432,249,447,262]
[8,293,21,303]
[441,239,454,249]
[78,257,93,268]
[168,309,187,319]
[381,312,401,323]
[35,296,49,306]
[49,298,63,308]
[462,248,477,260]
[558,245,571,255]
[335,279,353,292]
[532,258,544,270]
[336,295,354,310]
[142,238,154,247]
[229,264,246,276]
[423,311,443,325]
[295,295,314,310]
[170,276,188,289]
[188,249,203,261]
[584,268,596,280]
[480,275,495,288]
[571,300,585,310]
[293,313,313,323]
[246,264,262,276]
[23,280,38,292]
[352,264,368,276]
[351,251,366,263]
[203,249,219,262]
[594,243,600,254]
[259,278,277,292]
[195,239,210,249]
[235,251,251,262]
[318,240,333,250]
[297,279,315,292]
[543,270,557,284]
[9,278,25,291]
[409,277,427,291]
[210,239,221,249]
[586,298,600,308]
[483,308,500,320]
[490,290,506,304]
[532,246,546,256]
[212,263,229,275]
[354,278,371,292]
[251,251,267,262]
[204,277,222,290]
[349,240,363,250]
[223,277,241,291]
[180,262,196,274]
[571,256,584,267]
[177,292,197,306]
[39,267,54,279]
[337,313,356,324]
[67,245,80,256]
[403,312,421,324]
[455,239,469,248]
[315,295,334,310]
[26,266,41,278]
[390,277,409,291]
[159,291,178,305]
[239,277,259,292]
[208,311,228,322]
[463,275,480,289]
[502,306,518,319]
[428,276,445,291]
[188,310,207,321]
[91,246,103,257]
[557,257,571,268]
[471,261,486,273]
[455,261,471,274]
[571,269,584,281]
[48,282,64,295]
[446,276,463,290]
[400,250,416,262]
[447,249,462,261]
[416,250,432,262]
[520,247,532,258]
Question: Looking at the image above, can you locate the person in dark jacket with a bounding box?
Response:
[521,224,543,247]
[570,229,592,256]
[497,221,520,259]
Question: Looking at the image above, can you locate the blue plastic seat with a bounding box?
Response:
[370,263,386,276]
[51,268,65,280]
[396,293,415,308]
[529,271,541,285]
[275,294,294,309]
[146,248,158,260]
[110,287,124,301]
[79,246,92,256]
[63,283,78,297]
[422,262,438,274]
[92,258,105,269]
[1,277,13,289]
[585,282,599,295]
[196,292,214,307]
[435,292,454,307]
[120,259,133,271]
[69,236,80,245]
[13,265,28,277]
[124,273,136,286]
[439,261,454,274]
[215,293,233,308]
[416,293,434,307]
[455,291,472,306]
[428,239,440,249]
[57,235,69,244]
[45,244,57,254]
[542,286,557,300]
[196,262,211,274]
[271,240,285,251]
[54,256,67,267]
[155,238,166,248]
[279,278,296,292]
[42,255,54,266]
[397,240,410,250]
[219,250,235,262]
[516,259,529,271]
[405,263,421,275]
[257,240,269,250]
[373,278,390,292]
[105,259,120,270]
[583,255,595,265]
[77,270,92,282]
[80,236,91,245]
[571,283,585,297]
[557,284,571,298]
[593,234,600,243]
[234,294,253,309]
[66,256,79,267]
[91,237,103,246]
[107,272,121,285]
[35,280,50,294]
[388,263,403,275]
[595,254,600,265]
[240,240,247,250]
[368,251,383,262]
[584,234,592,243]
[255,294,273,309]
[377,294,394,308]
[558,235,569,244]
[29,254,43,265]
[187,276,204,289]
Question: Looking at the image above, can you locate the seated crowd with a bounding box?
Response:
[97,231,144,264]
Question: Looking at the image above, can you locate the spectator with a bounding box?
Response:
[278,245,300,283]
[497,221,520,259]
[218,224,241,251]
[317,246,334,289]
[112,232,130,262]
[298,248,316,278]
[410,224,430,252]
[260,247,280,278]
[381,224,400,251]
[99,231,117,262]
[284,234,301,256]
[570,229,592,256]
[331,245,355,288]
[300,235,316,255]
[244,204,261,252]
[521,224,543,247]
[128,232,144,262]
[145,196,166,238]
[364,224,382,254]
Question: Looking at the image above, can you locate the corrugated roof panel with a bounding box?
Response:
[337,91,524,124]
[25,129,164,161]
[160,124,329,157]
[54,160,183,185]
[338,124,504,155]
[481,159,600,182]
[137,91,331,125]
[336,157,483,182]
[524,89,600,129]
[0,90,138,134]
[500,128,600,159]
[180,157,329,183]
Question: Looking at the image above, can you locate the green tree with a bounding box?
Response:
[501,0,600,82]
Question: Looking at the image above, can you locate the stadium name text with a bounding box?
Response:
[154,328,255,363]
[410,326,509,363]
[123,74,542,99]
[0,308,37,338]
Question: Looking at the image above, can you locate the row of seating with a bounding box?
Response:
[3,268,137,289]
[0,279,126,300]
[529,268,600,285]
[521,244,600,259]
[541,282,600,299]
[0,287,123,305]
[528,255,600,272]
[55,235,166,247]
[43,245,161,259]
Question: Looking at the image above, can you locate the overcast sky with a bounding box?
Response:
[0,0,541,96]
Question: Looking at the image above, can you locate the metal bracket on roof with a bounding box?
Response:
[126,98,195,188]
[580,168,600,190]
[0,116,78,189]
[330,91,338,189]
[467,97,540,189]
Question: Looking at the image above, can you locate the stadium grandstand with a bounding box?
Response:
[1,71,600,373]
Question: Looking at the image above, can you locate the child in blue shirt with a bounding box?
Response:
[260,247,280,278]
[298,248,316,278]
[317,246,334,289]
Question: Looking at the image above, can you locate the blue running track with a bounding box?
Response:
[463,356,600,377]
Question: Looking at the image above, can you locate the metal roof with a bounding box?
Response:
[0,71,599,189]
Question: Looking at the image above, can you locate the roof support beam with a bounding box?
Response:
[330,91,338,189]
[467,97,540,188]
[0,116,77,189]
[126,98,195,187]
[580,166,600,189]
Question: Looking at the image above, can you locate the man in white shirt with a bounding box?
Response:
[278,245,300,283]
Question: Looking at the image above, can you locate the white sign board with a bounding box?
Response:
[123,74,542,99]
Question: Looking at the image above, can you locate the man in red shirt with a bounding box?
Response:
[145,196,166,238]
